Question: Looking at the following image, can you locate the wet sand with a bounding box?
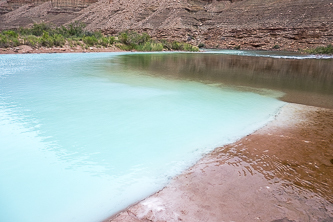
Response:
[106,103,333,222]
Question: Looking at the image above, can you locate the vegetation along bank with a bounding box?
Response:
[0,22,199,54]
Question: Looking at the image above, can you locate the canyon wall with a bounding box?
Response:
[0,0,332,51]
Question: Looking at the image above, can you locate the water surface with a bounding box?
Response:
[0,52,285,222]
[119,51,333,108]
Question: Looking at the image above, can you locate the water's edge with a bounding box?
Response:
[104,103,286,221]
[108,103,333,222]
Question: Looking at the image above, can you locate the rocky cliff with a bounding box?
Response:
[1,0,332,51]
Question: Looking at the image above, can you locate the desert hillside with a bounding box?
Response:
[1,0,332,50]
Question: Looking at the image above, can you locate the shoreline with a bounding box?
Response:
[1,45,331,56]
[0,45,124,54]
[106,103,333,222]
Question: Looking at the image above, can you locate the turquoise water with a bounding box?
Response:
[0,52,284,222]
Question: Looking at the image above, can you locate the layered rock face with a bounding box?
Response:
[0,0,332,51]
[78,0,333,51]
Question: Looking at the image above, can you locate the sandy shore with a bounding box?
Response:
[0,45,124,54]
[106,103,333,222]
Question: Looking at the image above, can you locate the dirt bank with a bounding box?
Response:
[106,103,333,222]
[0,44,124,54]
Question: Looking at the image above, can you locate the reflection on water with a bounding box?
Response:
[115,53,333,196]
[116,52,333,108]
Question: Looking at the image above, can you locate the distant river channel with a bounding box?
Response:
[0,51,332,222]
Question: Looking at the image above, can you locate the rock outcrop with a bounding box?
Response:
[0,0,332,51]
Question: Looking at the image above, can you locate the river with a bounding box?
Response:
[0,51,331,222]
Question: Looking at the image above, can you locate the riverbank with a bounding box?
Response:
[106,103,333,222]
[0,44,124,54]
[2,45,332,56]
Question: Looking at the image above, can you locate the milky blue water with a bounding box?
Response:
[0,52,284,222]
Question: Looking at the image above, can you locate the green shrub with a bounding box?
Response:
[130,32,150,45]
[27,22,87,38]
[24,35,39,48]
[136,41,156,51]
[118,31,150,46]
[0,34,9,47]
[140,33,150,43]
[272,44,280,49]
[53,34,65,47]
[0,34,20,48]
[17,27,31,36]
[160,39,171,50]
[151,42,163,51]
[139,41,152,51]
[182,43,192,51]
[40,31,54,47]
[52,22,87,38]
[136,39,198,52]
[306,44,333,54]
[131,41,164,51]
[2,30,18,38]
[115,43,132,51]
[31,23,51,36]
[114,31,198,52]
[12,38,20,47]
[171,41,181,50]
[67,21,86,37]
[54,26,68,37]
[100,37,109,47]
[119,32,128,44]
[0,25,201,52]
[190,46,199,52]
[92,31,103,39]
[182,43,199,52]
[67,39,73,47]
[83,36,98,46]
[109,36,116,45]
[70,37,82,42]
